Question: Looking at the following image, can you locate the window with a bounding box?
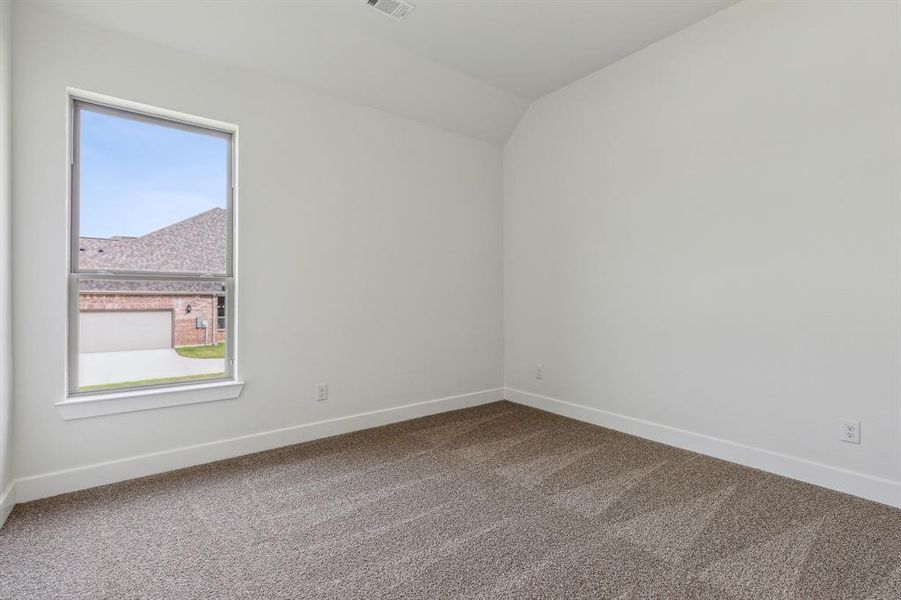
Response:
[68,98,236,396]
[217,295,226,330]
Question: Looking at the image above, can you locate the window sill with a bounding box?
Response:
[56,380,245,421]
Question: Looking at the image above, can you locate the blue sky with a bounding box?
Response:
[79,108,228,239]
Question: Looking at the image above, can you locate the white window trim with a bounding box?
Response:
[58,89,243,419]
[56,380,245,421]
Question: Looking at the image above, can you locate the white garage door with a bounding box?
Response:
[80,311,173,353]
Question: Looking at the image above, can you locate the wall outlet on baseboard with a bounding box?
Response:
[840,419,860,444]
[316,382,328,402]
[535,365,544,380]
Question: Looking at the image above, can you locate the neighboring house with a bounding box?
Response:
[78,208,227,351]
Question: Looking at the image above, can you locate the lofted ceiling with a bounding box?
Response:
[33,0,737,144]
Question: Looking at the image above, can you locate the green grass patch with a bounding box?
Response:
[79,372,225,392]
[175,342,225,359]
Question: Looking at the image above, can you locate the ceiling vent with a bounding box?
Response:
[366,0,415,22]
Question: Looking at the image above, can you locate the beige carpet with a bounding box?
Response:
[2,401,900,599]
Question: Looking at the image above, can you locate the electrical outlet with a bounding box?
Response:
[840,419,860,444]
[316,382,328,402]
[535,364,544,380]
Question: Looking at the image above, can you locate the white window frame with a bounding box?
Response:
[58,90,243,420]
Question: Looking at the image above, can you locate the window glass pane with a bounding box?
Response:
[77,106,229,274]
[217,296,226,330]
[77,278,228,392]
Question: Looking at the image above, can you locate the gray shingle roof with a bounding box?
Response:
[79,208,227,294]
[79,207,226,274]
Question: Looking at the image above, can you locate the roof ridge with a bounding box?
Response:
[78,208,226,273]
[78,207,226,242]
[138,206,225,240]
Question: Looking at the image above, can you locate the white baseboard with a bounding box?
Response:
[505,387,901,508]
[17,385,895,511]
[0,480,14,528]
[14,387,504,504]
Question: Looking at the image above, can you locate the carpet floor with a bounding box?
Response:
[1,401,900,599]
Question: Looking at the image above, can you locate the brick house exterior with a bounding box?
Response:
[79,292,226,347]
[79,208,227,347]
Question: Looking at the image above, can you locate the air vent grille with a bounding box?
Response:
[365,0,415,22]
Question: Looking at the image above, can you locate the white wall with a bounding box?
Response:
[12,3,503,490]
[505,0,901,490]
[0,0,13,521]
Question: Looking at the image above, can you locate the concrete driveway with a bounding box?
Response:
[79,348,225,387]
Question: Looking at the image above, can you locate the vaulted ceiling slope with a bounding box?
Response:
[34,0,736,144]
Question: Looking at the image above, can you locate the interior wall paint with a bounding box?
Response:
[0,0,14,523]
[12,3,503,487]
[31,0,530,146]
[504,0,901,485]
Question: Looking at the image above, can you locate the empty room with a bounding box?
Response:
[0,0,899,597]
